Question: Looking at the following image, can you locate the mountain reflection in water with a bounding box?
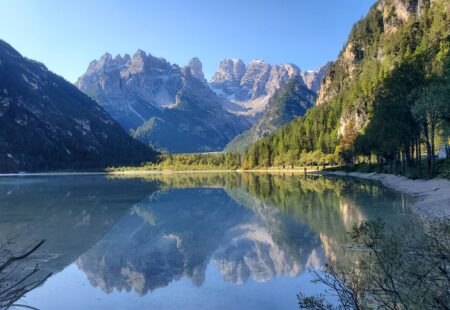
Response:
[0,173,411,309]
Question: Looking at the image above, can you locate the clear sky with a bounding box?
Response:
[1,0,376,82]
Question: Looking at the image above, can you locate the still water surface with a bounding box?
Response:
[0,173,412,309]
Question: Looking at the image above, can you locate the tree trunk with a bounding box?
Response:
[446,136,449,158]
[409,142,414,167]
[430,123,435,176]
[402,146,408,174]
[423,121,432,176]
[416,139,421,178]
[445,136,449,158]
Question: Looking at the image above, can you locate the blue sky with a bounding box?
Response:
[1,0,376,82]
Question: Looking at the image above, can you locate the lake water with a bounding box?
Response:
[0,173,413,309]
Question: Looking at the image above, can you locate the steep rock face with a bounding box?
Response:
[210,58,246,86]
[185,57,207,84]
[313,0,433,137]
[380,0,423,33]
[225,77,316,152]
[210,60,305,116]
[76,50,182,130]
[132,68,250,152]
[300,62,332,93]
[316,0,426,107]
[240,60,273,100]
[242,0,449,168]
[0,40,157,172]
[77,52,249,152]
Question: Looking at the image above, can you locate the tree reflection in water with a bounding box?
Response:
[75,172,409,296]
[0,173,410,308]
[0,240,51,309]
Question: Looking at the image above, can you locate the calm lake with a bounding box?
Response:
[0,173,413,309]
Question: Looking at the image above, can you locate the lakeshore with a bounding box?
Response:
[316,171,450,220]
[1,168,449,220]
[109,168,450,220]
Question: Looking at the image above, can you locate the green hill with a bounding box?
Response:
[242,0,450,173]
[225,77,316,153]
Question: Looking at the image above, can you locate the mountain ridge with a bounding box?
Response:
[76,51,251,153]
[0,40,157,172]
[210,59,329,117]
[241,0,449,169]
[77,50,329,153]
[225,77,316,152]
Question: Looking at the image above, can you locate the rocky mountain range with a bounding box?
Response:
[131,67,250,152]
[75,50,182,131]
[300,62,333,93]
[0,40,157,172]
[225,77,316,152]
[76,52,250,152]
[210,59,329,118]
[76,51,330,153]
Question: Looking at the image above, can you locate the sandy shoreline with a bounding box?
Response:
[317,171,450,220]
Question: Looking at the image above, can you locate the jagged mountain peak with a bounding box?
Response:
[211,58,247,84]
[185,57,206,83]
[133,49,147,58]
[245,59,270,71]
[281,63,302,72]
[0,40,157,172]
[76,51,250,152]
[210,57,323,116]
[225,77,316,152]
[85,52,117,74]
[300,62,332,93]
[113,53,131,65]
[100,52,113,61]
[248,59,267,64]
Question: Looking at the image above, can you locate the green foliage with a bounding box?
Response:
[362,59,423,160]
[298,219,450,309]
[0,40,158,173]
[141,152,242,171]
[437,158,450,179]
[242,102,342,169]
[226,77,316,153]
[242,0,450,175]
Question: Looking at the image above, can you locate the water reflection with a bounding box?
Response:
[75,173,409,296]
[0,173,411,309]
[77,187,323,295]
[0,176,156,288]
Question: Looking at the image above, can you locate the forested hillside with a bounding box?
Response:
[0,40,158,172]
[242,0,449,175]
[225,77,316,152]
